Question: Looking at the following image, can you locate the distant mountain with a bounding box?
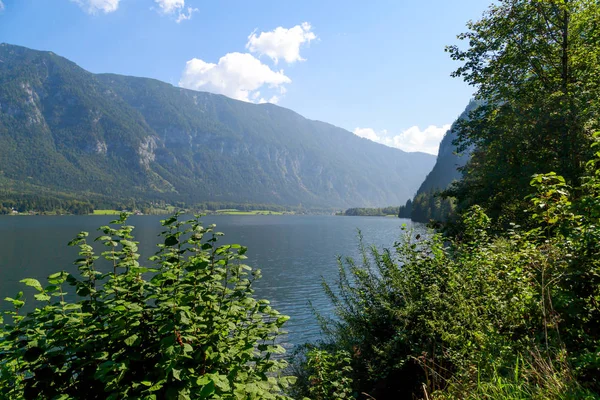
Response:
[0,43,435,209]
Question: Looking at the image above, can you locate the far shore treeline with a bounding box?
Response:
[0,192,327,216]
[342,206,399,217]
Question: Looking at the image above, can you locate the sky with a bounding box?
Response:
[0,0,490,155]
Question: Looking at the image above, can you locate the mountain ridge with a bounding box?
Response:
[0,43,435,209]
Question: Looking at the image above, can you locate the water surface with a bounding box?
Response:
[0,214,423,348]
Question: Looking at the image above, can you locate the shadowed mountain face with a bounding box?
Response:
[0,43,435,208]
[415,101,478,195]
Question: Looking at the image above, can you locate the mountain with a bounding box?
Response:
[0,43,435,209]
[415,101,478,195]
[398,101,477,222]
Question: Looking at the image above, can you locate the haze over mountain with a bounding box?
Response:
[0,43,435,209]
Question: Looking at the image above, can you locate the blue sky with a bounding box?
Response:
[0,0,490,154]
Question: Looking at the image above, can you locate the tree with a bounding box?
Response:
[398,199,412,218]
[408,190,455,223]
[446,0,600,222]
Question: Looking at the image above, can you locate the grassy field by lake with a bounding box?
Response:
[92,209,122,215]
[216,210,286,215]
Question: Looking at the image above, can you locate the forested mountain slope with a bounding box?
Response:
[0,43,435,209]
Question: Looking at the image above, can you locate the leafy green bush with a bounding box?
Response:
[306,348,354,400]
[296,142,600,399]
[287,344,355,400]
[0,213,295,399]
[306,218,545,398]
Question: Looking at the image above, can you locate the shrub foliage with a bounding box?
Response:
[293,141,600,399]
[0,213,295,399]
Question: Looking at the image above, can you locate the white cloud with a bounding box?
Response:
[179,52,291,103]
[155,0,184,13]
[175,7,197,23]
[71,0,120,14]
[353,127,380,142]
[353,124,451,155]
[246,22,316,64]
[155,0,197,22]
[179,22,315,103]
[0,1,4,12]
[258,95,280,104]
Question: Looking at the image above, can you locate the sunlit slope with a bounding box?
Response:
[0,43,435,208]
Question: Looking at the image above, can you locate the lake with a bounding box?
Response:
[0,214,423,349]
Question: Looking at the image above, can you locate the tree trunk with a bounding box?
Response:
[560,3,572,181]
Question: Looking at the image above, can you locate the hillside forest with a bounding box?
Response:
[0,43,434,212]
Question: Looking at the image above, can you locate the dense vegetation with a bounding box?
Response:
[401,0,600,227]
[0,213,295,399]
[0,188,324,215]
[343,207,399,217]
[397,190,455,223]
[293,162,600,398]
[0,193,94,215]
[445,0,600,225]
[0,43,434,210]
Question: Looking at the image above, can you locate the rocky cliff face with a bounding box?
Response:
[415,101,479,195]
[0,43,436,208]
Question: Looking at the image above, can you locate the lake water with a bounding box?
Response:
[0,214,423,349]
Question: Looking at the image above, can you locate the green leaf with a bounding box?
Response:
[148,383,164,392]
[172,368,182,381]
[179,311,190,324]
[161,216,178,226]
[34,293,51,302]
[5,297,25,308]
[198,380,215,398]
[164,235,179,247]
[48,272,68,284]
[20,278,43,292]
[124,334,139,346]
